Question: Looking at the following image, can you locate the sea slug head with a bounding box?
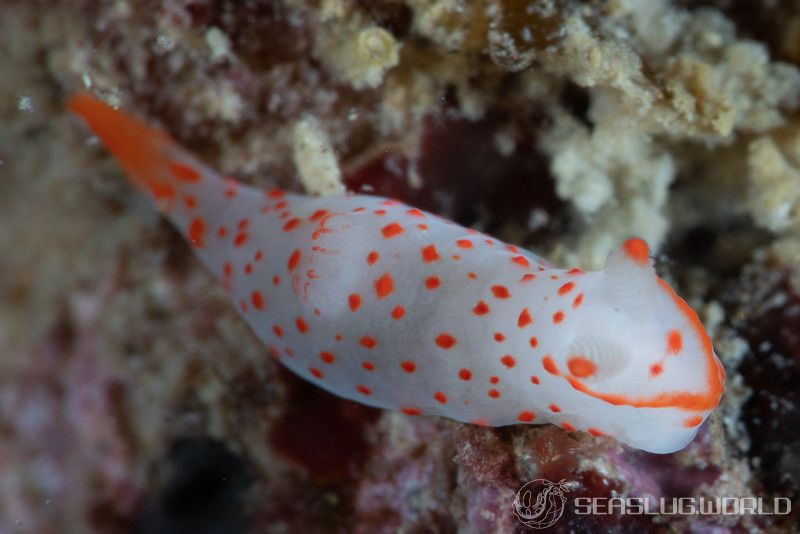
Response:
[553,238,726,453]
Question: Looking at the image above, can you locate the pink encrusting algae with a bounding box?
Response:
[68,92,725,454]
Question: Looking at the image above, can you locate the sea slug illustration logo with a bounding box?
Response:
[512,479,569,529]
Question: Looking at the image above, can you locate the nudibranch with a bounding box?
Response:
[68,92,725,454]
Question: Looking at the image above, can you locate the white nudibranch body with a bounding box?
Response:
[69,93,726,454]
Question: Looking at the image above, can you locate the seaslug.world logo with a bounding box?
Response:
[512,479,569,529]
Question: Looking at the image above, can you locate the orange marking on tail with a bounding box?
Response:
[169,162,201,182]
[68,93,178,206]
[623,238,650,265]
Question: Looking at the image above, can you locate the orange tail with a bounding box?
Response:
[68,92,194,207]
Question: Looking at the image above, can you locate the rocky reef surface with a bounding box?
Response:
[1,0,799,531]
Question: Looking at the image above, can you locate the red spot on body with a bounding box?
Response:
[572,293,584,308]
[169,162,201,182]
[650,363,663,377]
[421,244,440,263]
[493,332,505,343]
[309,209,328,221]
[434,391,448,404]
[473,301,490,315]
[488,389,501,398]
[489,376,499,384]
[267,188,285,198]
[561,422,575,431]
[456,239,473,249]
[520,273,536,282]
[391,306,405,320]
[517,411,535,422]
[568,356,596,378]
[381,222,404,239]
[366,251,379,265]
[320,351,335,364]
[407,208,425,218]
[357,385,372,395]
[435,333,457,349]
[511,255,530,267]
[287,249,301,271]
[273,276,281,286]
[417,223,428,231]
[244,263,253,275]
[401,407,421,416]
[530,375,540,385]
[491,285,511,299]
[400,361,416,373]
[425,276,440,290]
[254,250,264,262]
[683,416,703,428]
[183,195,197,209]
[362,361,375,371]
[360,336,377,349]
[272,325,283,338]
[295,317,309,333]
[500,355,516,368]
[251,291,264,310]
[667,329,683,354]
[467,272,477,280]
[283,218,300,231]
[567,268,584,275]
[517,308,533,328]
[542,355,559,375]
[375,273,394,298]
[374,209,386,216]
[217,226,227,238]
[187,217,206,248]
[588,428,603,436]
[309,367,323,379]
[558,281,575,295]
[549,404,561,412]
[348,294,362,312]
[458,368,472,380]
[529,336,539,348]
[234,232,248,248]
[552,310,565,324]
[623,238,650,265]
